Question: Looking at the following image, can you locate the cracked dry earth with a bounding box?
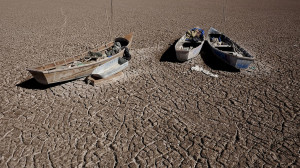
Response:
[0,0,299,167]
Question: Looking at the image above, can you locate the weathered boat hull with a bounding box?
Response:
[92,57,129,79]
[27,33,133,85]
[175,34,205,62]
[209,45,254,69]
[207,27,254,69]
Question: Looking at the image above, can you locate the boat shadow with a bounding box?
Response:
[160,39,181,63]
[200,42,240,72]
[16,77,75,90]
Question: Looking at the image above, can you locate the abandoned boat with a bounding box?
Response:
[27,33,133,85]
[92,57,128,79]
[175,27,205,62]
[207,27,254,69]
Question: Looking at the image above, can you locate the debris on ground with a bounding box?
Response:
[191,65,218,78]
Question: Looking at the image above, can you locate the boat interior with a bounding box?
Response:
[35,38,129,71]
[182,41,202,49]
[208,34,245,56]
[115,38,129,47]
[209,34,234,50]
[177,38,203,51]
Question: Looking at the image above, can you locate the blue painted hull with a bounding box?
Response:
[209,45,254,69]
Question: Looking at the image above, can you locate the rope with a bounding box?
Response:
[110,0,113,41]
[105,0,113,42]
[223,0,227,32]
[105,9,111,40]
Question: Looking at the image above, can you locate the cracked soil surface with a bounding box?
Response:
[0,0,299,167]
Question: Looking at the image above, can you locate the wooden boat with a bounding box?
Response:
[207,27,254,69]
[91,57,128,79]
[27,33,133,85]
[175,28,205,62]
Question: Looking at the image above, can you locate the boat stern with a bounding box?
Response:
[27,69,49,85]
[175,49,189,62]
[234,58,254,69]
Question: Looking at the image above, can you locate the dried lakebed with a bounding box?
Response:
[0,0,299,167]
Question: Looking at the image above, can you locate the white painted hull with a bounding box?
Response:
[92,57,128,79]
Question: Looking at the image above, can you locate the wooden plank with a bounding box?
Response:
[86,72,123,86]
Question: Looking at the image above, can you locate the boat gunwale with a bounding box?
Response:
[27,50,124,74]
[208,44,255,61]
